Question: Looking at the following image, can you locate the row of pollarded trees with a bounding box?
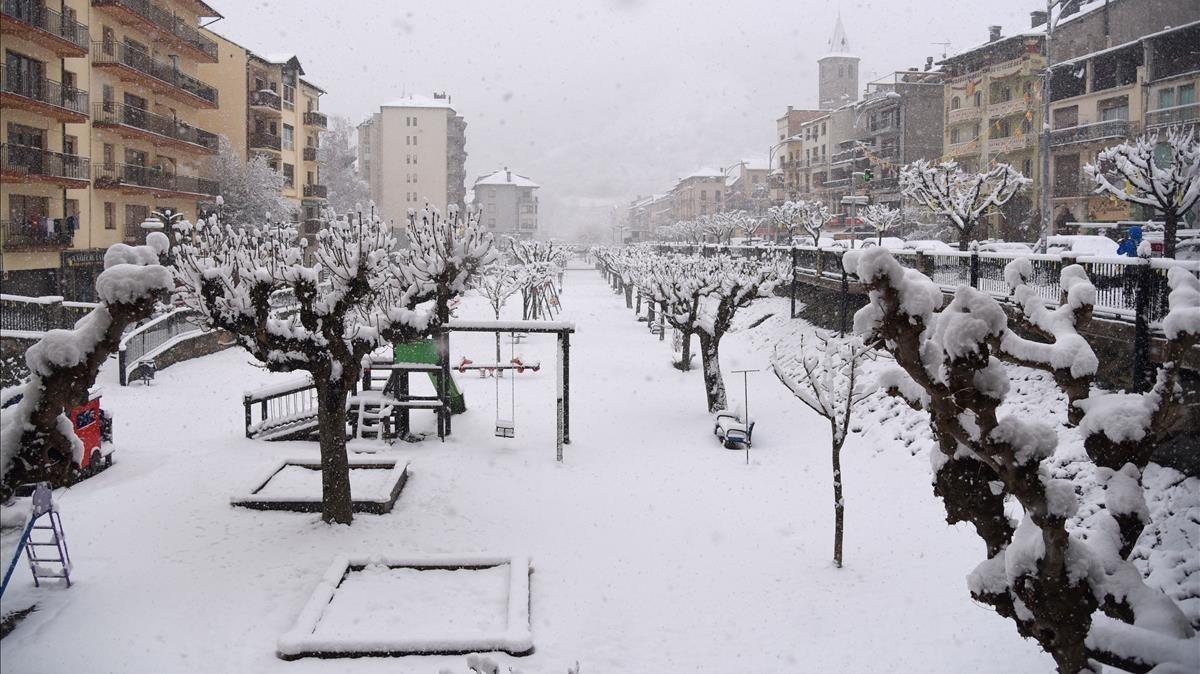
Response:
[593,246,783,412]
[651,125,1199,257]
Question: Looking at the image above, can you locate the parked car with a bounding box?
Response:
[1176,238,1200,262]
[1043,235,1118,257]
[902,239,954,252]
[977,241,1034,254]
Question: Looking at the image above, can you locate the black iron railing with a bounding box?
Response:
[92,0,217,60]
[0,218,75,250]
[91,41,218,106]
[94,162,219,196]
[1,143,89,181]
[303,111,327,128]
[1,0,89,51]
[303,184,327,199]
[0,65,88,114]
[249,130,281,151]
[249,89,281,110]
[92,102,218,152]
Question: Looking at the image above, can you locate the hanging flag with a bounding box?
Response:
[965,79,977,97]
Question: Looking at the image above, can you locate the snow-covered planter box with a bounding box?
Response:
[230,457,409,514]
[277,554,533,660]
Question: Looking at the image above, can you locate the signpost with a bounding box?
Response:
[731,368,760,465]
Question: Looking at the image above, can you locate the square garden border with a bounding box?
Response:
[230,457,409,514]
[277,554,533,660]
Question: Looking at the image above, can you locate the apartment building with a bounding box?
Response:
[356,93,468,226]
[197,35,327,234]
[723,161,769,213]
[1045,13,1199,229]
[472,167,538,240]
[774,106,822,203]
[670,168,725,221]
[2,0,222,298]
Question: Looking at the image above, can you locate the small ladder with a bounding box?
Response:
[26,509,72,588]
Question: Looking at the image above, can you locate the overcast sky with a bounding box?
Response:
[210,0,1039,236]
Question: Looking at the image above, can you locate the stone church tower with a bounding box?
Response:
[817,13,859,110]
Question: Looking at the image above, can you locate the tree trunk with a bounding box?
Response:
[624,283,633,309]
[832,431,845,569]
[698,332,727,412]
[958,223,972,251]
[315,380,354,525]
[677,328,693,371]
[1163,209,1177,259]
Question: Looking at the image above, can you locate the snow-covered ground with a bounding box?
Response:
[2,265,1191,672]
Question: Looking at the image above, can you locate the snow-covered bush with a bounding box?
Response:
[772,333,875,568]
[852,246,1197,672]
[1084,125,1199,258]
[0,235,172,499]
[171,204,494,524]
[900,160,1030,251]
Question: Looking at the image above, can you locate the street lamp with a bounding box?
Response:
[1039,1,1071,243]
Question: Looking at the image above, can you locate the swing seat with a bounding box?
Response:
[495,419,515,438]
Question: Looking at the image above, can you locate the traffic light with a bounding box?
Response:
[863,169,873,182]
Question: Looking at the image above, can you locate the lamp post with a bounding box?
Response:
[1039,1,1068,243]
[731,367,760,465]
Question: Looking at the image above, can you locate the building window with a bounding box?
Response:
[104,202,116,229]
[1180,84,1196,106]
[950,127,961,144]
[1099,96,1129,122]
[283,163,294,188]
[125,204,148,231]
[283,84,295,109]
[950,96,961,110]
[974,91,983,107]
[1023,159,1033,177]
[714,190,721,202]
[282,124,295,150]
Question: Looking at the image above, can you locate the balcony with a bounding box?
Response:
[92,41,218,109]
[831,148,867,165]
[248,130,282,153]
[1,0,89,56]
[987,134,1036,155]
[1146,103,1199,130]
[249,89,281,114]
[0,66,89,122]
[1,218,74,250]
[303,111,327,129]
[988,98,1027,119]
[948,105,983,124]
[1049,119,1131,148]
[302,146,317,162]
[93,102,218,154]
[93,162,219,198]
[1,144,90,187]
[91,0,217,62]
[303,184,327,199]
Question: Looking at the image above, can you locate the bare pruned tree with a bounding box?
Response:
[900,160,1030,250]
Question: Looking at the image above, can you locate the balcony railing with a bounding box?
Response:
[987,134,1035,154]
[1,0,90,53]
[249,130,282,152]
[0,65,88,117]
[948,106,983,124]
[249,89,281,111]
[93,162,219,197]
[303,111,327,129]
[1049,119,1131,147]
[303,184,328,199]
[1,218,75,249]
[92,0,217,61]
[1145,103,1199,129]
[91,41,218,107]
[302,146,317,161]
[988,98,1027,118]
[1,143,90,183]
[93,102,218,152]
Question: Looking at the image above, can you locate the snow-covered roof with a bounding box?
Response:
[382,94,455,110]
[260,53,297,65]
[475,169,539,189]
[1050,19,1200,69]
[680,167,726,181]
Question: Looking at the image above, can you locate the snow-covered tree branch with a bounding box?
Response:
[851,246,1197,673]
[1085,125,1199,258]
[207,136,294,225]
[900,160,1030,251]
[318,116,371,216]
[860,204,902,245]
[1,236,172,500]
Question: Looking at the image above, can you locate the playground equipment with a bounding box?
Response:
[1,483,72,598]
[456,356,542,378]
[0,386,113,478]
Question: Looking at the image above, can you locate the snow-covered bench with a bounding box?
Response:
[713,410,754,449]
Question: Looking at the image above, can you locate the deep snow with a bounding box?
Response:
[5,265,1182,673]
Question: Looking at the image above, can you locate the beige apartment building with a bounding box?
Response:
[1046,20,1199,229]
[670,168,725,222]
[357,93,467,226]
[197,33,327,234]
[2,0,222,298]
[472,167,538,240]
[774,106,822,203]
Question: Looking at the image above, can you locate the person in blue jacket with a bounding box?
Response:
[1117,226,1143,257]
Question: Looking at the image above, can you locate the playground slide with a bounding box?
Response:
[393,339,466,414]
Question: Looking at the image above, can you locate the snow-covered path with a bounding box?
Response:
[1,266,1052,673]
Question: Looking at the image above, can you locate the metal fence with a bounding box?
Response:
[117,308,202,385]
[0,295,97,332]
[243,377,318,439]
